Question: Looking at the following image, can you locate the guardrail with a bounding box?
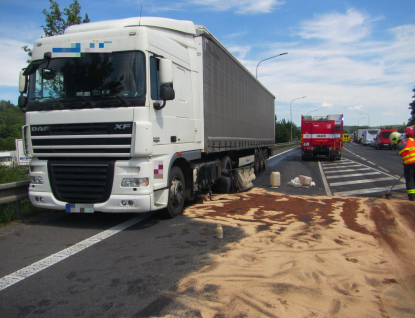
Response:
[273,141,300,148]
[0,180,30,220]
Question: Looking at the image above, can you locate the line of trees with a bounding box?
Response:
[0,101,24,151]
[275,116,300,143]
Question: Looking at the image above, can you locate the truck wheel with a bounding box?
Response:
[254,149,260,173]
[213,156,232,193]
[166,166,185,218]
[221,156,232,172]
[258,148,267,171]
[262,149,268,170]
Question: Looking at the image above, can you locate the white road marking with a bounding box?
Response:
[334,184,407,196]
[269,147,296,159]
[322,164,364,171]
[324,167,372,174]
[0,214,150,292]
[320,152,406,195]
[378,166,390,173]
[318,160,332,196]
[321,161,353,166]
[329,177,393,187]
[325,172,381,179]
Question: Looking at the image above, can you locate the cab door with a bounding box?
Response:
[149,56,194,147]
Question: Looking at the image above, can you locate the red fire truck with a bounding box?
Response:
[301,114,344,160]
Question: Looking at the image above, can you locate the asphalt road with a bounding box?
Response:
[0,211,245,317]
[254,142,406,199]
[0,142,408,317]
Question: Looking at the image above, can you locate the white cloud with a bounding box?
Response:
[189,0,284,14]
[297,9,378,43]
[321,102,333,108]
[246,8,415,126]
[348,105,363,110]
[0,38,30,87]
[228,45,251,59]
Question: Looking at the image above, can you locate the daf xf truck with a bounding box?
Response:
[18,17,275,217]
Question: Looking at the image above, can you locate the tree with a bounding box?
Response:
[275,116,300,143]
[408,87,415,126]
[0,100,24,151]
[22,0,89,62]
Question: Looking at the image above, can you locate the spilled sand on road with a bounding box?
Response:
[157,188,415,317]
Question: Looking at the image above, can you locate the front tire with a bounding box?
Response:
[166,166,185,218]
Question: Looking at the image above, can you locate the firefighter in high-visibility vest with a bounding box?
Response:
[390,128,415,201]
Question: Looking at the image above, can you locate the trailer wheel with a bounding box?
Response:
[262,149,268,170]
[254,149,260,173]
[213,156,233,193]
[221,156,232,172]
[165,166,185,218]
[259,149,265,171]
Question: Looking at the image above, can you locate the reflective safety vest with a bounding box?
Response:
[399,138,415,165]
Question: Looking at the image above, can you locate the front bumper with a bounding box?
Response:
[29,190,156,213]
[301,147,341,157]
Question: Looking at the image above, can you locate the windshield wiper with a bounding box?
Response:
[107,94,130,106]
[77,96,96,108]
[45,96,64,109]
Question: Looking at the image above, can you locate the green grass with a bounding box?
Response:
[0,166,47,226]
[0,199,46,225]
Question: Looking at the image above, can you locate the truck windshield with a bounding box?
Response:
[26,51,146,111]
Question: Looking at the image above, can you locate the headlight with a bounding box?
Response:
[304,142,309,147]
[121,178,149,187]
[31,176,44,184]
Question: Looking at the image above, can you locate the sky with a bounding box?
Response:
[1,0,414,127]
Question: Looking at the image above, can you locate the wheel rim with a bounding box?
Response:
[170,177,184,207]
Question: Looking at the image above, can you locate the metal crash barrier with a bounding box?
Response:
[0,180,30,220]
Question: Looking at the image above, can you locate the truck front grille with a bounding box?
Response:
[31,122,133,157]
[48,161,115,203]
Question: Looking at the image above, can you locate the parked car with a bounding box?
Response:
[375,129,398,150]
[370,137,376,147]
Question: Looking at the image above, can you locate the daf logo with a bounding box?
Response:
[114,124,131,130]
[32,126,49,132]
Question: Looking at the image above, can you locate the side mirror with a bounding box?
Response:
[161,85,175,101]
[19,70,27,93]
[159,59,173,84]
[18,95,27,113]
[154,86,175,111]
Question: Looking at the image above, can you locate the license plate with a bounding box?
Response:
[66,203,94,213]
